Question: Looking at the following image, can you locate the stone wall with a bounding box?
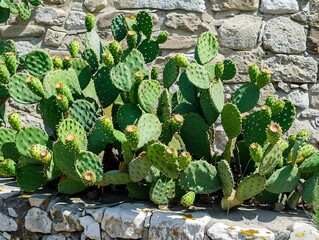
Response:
[1,178,318,240]
[0,0,319,148]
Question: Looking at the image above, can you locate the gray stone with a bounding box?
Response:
[260,83,276,104]
[2,233,10,240]
[207,223,275,240]
[263,55,318,83]
[85,207,106,223]
[149,211,210,240]
[287,91,309,109]
[165,13,202,33]
[84,0,107,12]
[290,222,319,239]
[29,193,53,207]
[300,84,308,91]
[101,203,150,239]
[218,15,263,50]
[50,203,83,232]
[291,11,308,23]
[210,0,259,11]
[300,109,319,118]
[310,84,319,108]
[160,36,196,50]
[0,211,17,232]
[0,25,45,39]
[79,216,101,240]
[35,7,66,26]
[0,181,21,200]
[260,0,299,14]
[290,84,299,89]
[42,233,67,240]
[44,29,67,47]
[65,11,86,31]
[114,0,206,12]
[43,0,66,3]
[7,208,18,218]
[308,28,319,53]
[277,81,290,93]
[15,41,35,58]
[288,119,319,144]
[263,17,306,54]
[213,124,228,152]
[25,208,52,233]
[97,11,120,30]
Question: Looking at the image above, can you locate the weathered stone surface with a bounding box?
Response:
[44,29,67,47]
[0,26,45,39]
[290,221,319,240]
[29,193,53,207]
[0,179,21,200]
[101,203,149,239]
[210,0,259,11]
[288,119,319,144]
[260,0,299,14]
[0,211,18,232]
[308,28,319,52]
[213,124,228,152]
[218,15,263,50]
[79,216,101,240]
[50,203,83,232]
[35,7,66,26]
[288,90,309,109]
[263,55,318,83]
[42,233,66,240]
[43,0,66,4]
[277,81,290,93]
[97,11,119,30]
[291,11,308,23]
[300,109,319,118]
[65,11,86,31]
[15,40,36,58]
[207,223,275,240]
[85,207,106,223]
[165,13,202,32]
[7,208,18,218]
[25,208,52,233]
[263,17,306,54]
[310,84,319,108]
[160,36,196,50]
[149,211,210,240]
[84,0,107,12]
[114,0,206,12]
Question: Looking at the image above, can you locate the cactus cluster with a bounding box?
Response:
[0,11,318,212]
[0,0,40,23]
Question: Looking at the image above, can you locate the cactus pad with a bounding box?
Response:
[138,80,161,113]
[129,153,152,182]
[122,49,146,76]
[137,39,159,63]
[299,152,319,174]
[82,48,99,73]
[235,174,266,201]
[58,176,87,194]
[111,13,128,42]
[217,160,234,197]
[110,62,132,92]
[163,58,179,89]
[300,174,319,204]
[136,114,162,149]
[232,82,260,113]
[116,103,142,131]
[186,62,210,89]
[271,99,295,133]
[221,103,242,139]
[195,32,219,65]
[259,142,282,176]
[24,50,53,78]
[220,59,236,81]
[150,176,176,205]
[136,11,153,38]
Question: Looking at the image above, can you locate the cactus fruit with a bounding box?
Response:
[62,56,73,69]
[126,30,138,49]
[249,143,263,162]
[215,61,224,79]
[29,144,52,163]
[157,31,169,44]
[26,76,46,98]
[125,125,139,150]
[296,129,311,142]
[52,56,63,69]
[0,65,10,84]
[299,152,319,174]
[255,69,271,89]
[85,13,95,32]
[55,82,74,103]
[102,51,115,68]
[8,112,21,131]
[68,40,80,58]
[178,151,192,171]
[109,40,122,64]
[0,159,16,177]
[266,122,282,144]
[180,191,196,207]
[173,54,189,68]
[56,94,69,111]
[248,63,260,84]
[170,114,184,134]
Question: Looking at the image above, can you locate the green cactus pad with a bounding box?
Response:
[147,143,179,179]
[300,174,318,204]
[39,96,64,130]
[180,191,196,207]
[265,166,300,194]
[85,30,102,57]
[16,158,48,192]
[0,159,16,177]
[0,7,10,23]
[243,107,271,147]
[232,82,260,113]
[26,76,46,99]
[127,182,151,200]
[299,152,319,174]
[266,122,282,144]
[259,142,282,176]
[271,99,295,133]
[24,50,53,78]
[129,153,152,182]
[221,103,242,139]
[116,103,142,131]
[195,32,219,65]
[217,160,234,197]
[53,140,77,179]
[111,13,128,42]
[179,160,220,194]
[16,127,50,158]
[82,48,99,73]
[163,58,179,89]
[150,176,176,205]
[18,1,31,21]
[98,170,131,186]
[0,65,10,84]
[58,176,87,194]
[69,100,101,133]
[136,11,153,38]
[179,71,197,104]
[57,119,87,151]
[248,64,260,84]
[137,38,159,63]
[235,174,266,201]
[180,113,212,160]
[72,58,92,90]
[0,128,16,157]
[122,49,146,76]
[137,80,161,113]
[110,63,132,92]
[9,73,43,104]
[94,67,120,108]
[136,114,162,149]
[255,190,281,205]
[2,142,20,161]
[220,59,237,81]
[186,62,210,89]
[44,158,62,180]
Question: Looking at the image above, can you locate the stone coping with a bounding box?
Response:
[0,177,318,240]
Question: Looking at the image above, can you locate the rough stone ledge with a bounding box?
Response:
[0,178,318,240]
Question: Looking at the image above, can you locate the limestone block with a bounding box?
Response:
[84,0,107,12]
[35,7,66,26]
[165,13,202,33]
[287,90,309,109]
[263,55,318,83]
[0,25,45,39]
[149,211,210,240]
[0,211,18,232]
[25,208,52,234]
[65,11,86,31]
[308,28,319,53]
[263,17,306,54]
[210,0,259,11]
[29,193,53,207]
[79,216,101,240]
[42,233,67,240]
[113,0,206,12]
[260,0,299,14]
[218,15,263,50]
[160,36,196,50]
[44,29,67,47]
